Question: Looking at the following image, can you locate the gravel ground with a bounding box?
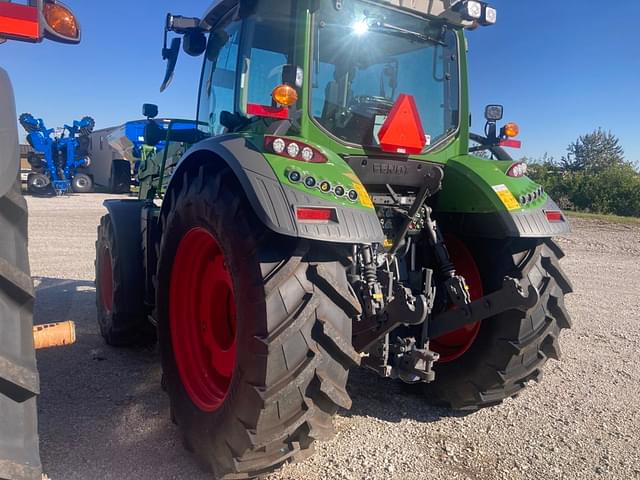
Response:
[28,193,640,480]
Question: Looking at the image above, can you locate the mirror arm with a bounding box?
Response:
[485,121,498,144]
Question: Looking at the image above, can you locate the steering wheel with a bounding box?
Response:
[351,95,395,109]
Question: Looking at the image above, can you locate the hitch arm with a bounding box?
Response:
[428,277,539,338]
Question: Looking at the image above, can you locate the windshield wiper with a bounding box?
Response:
[368,22,446,46]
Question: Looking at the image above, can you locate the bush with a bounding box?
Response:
[528,162,640,217]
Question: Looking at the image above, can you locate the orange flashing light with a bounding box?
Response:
[0,3,40,41]
[503,122,520,138]
[44,2,78,39]
[272,84,298,107]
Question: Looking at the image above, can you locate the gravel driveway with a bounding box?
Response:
[28,193,640,480]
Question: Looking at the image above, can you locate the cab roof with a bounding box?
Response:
[200,0,475,30]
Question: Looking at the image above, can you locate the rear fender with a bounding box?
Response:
[436,155,571,238]
[164,135,384,244]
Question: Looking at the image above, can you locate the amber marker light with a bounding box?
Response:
[503,122,520,138]
[272,84,298,107]
[44,2,79,39]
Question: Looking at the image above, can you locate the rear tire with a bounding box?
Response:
[71,173,93,193]
[0,179,42,480]
[425,239,573,410]
[109,160,131,194]
[95,214,155,346]
[156,164,361,479]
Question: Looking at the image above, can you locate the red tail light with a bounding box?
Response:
[0,3,40,41]
[247,103,289,120]
[499,139,522,149]
[545,210,564,223]
[296,207,337,222]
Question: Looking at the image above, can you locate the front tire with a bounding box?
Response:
[95,214,155,346]
[156,165,360,479]
[426,239,573,410]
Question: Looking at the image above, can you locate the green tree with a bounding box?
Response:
[561,128,625,173]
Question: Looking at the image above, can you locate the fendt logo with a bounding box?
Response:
[373,162,409,176]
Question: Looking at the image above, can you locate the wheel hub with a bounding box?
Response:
[169,227,237,412]
[431,235,484,363]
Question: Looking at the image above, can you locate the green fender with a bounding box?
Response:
[164,134,384,244]
[435,155,571,238]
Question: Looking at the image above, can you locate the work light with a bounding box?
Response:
[483,6,497,25]
[462,1,482,20]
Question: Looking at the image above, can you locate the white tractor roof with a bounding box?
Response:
[201,0,475,30]
[370,0,474,26]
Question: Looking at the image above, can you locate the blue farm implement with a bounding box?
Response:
[20,112,95,195]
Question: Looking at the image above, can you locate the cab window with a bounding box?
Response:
[197,17,241,136]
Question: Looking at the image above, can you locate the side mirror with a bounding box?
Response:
[282,65,304,88]
[143,104,159,119]
[183,30,206,56]
[160,37,181,92]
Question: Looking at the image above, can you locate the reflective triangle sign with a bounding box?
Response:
[377,94,426,155]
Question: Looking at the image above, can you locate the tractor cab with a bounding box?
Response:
[160,0,501,154]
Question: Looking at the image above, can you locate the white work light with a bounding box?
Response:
[483,6,497,25]
[462,1,482,20]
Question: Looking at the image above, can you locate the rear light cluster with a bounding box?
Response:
[519,186,545,206]
[506,161,528,178]
[286,169,359,203]
[265,136,327,163]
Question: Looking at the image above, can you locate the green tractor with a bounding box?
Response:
[95,1,573,478]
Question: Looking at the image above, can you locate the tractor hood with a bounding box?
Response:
[0,68,19,197]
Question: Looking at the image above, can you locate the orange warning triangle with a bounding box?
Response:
[377,94,426,155]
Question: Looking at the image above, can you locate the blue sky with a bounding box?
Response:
[2,0,639,162]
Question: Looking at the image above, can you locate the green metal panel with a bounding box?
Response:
[437,155,546,214]
[244,134,374,211]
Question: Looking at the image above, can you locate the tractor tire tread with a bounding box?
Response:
[157,164,356,479]
[0,179,42,480]
[425,240,572,411]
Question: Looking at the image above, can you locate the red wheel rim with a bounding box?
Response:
[431,235,484,363]
[169,227,237,412]
[99,248,114,313]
